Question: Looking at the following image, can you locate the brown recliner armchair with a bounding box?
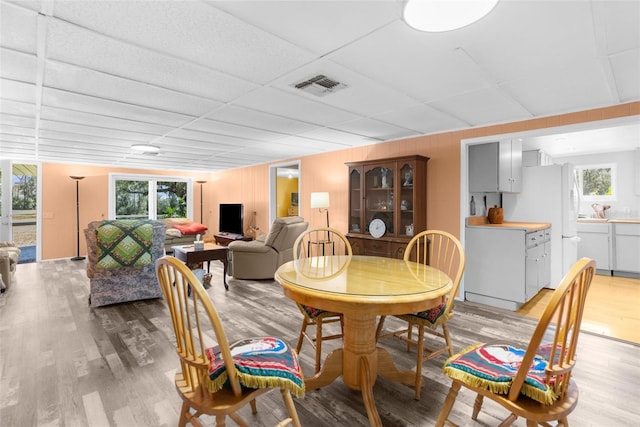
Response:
[228,216,308,280]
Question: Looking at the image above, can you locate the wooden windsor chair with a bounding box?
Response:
[292,227,352,373]
[376,229,466,400]
[156,256,304,427]
[436,257,595,427]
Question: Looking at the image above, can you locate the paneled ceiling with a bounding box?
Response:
[1,0,639,172]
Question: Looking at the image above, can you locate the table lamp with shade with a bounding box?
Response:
[310,192,330,228]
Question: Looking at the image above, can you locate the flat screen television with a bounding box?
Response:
[219,203,244,236]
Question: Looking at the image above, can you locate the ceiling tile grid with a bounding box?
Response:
[0,0,638,170]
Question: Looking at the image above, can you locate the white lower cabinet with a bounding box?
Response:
[577,222,611,273]
[613,223,640,275]
[465,226,551,311]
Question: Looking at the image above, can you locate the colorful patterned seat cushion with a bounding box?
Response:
[443,343,558,405]
[398,301,447,327]
[205,337,305,398]
[96,220,154,269]
[301,304,330,319]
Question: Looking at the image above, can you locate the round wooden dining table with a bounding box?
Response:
[275,255,452,427]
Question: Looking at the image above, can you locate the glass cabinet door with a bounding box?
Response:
[348,168,362,233]
[364,164,395,235]
[399,162,416,238]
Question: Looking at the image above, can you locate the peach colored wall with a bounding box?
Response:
[41,164,208,259]
[40,102,639,260]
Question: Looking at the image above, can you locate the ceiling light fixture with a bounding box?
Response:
[403,0,499,32]
[131,144,160,153]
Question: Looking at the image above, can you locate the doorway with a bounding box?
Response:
[269,161,301,224]
[0,160,39,263]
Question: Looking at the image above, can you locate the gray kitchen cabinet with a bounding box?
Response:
[577,221,611,273]
[468,140,522,193]
[525,228,551,298]
[613,223,640,275]
[465,224,550,311]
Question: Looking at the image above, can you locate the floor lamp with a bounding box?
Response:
[70,176,85,261]
[196,180,207,224]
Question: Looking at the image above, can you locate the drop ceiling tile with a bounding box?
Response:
[42,87,194,127]
[456,1,597,85]
[329,21,487,104]
[44,18,259,103]
[502,61,614,116]
[0,48,37,83]
[299,128,376,147]
[0,99,36,117]
[213,145,284,163]
[0,2,37,53]
[0,139,36,160]
[0,113,36,128]
[39,119,155,143]
[167,129,255,148]
[610,49,640,103]
[160,136,236,153]
[235,87,360,126]
[211,0,400,56]
[36,140,130,160]
[0,133,35,145]
[273,135,351,153]
[52,0,315,84]
[372,104,468,135]
[430,87,533,127]
[44,61,223,117]
[0,79,36,103]
[206,105,320,135]
[40,107,173,136]
[592,0,640,54]
[331,118,416,142]
[1,124,35,137]
[38,129,141,148]
[185,118,285,142]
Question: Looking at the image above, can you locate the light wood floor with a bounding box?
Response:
[1,260,639,426]
[517,273,640,344]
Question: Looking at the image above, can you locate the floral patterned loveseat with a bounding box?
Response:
[84,219,165,307]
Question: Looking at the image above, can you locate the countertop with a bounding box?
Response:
[578,218,640,224]
[466,216,551,232]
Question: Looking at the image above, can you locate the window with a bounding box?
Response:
[109,174,192,220]
[576,164,616,201]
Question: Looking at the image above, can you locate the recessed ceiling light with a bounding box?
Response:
[131,144,160,153]
[403,0,499,32]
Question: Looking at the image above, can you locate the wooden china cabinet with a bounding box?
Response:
[345,155,428,259]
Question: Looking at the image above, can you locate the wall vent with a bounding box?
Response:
[291,74,348,97]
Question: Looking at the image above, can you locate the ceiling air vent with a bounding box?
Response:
[292,74,347,97]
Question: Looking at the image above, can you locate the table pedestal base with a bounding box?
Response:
[305,347,415,427]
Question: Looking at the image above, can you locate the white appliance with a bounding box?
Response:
[502,164,579,289]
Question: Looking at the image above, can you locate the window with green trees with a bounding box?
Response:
[111,174,190,220]
[576,164,615,200]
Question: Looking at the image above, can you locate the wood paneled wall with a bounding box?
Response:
[40,102,639,260]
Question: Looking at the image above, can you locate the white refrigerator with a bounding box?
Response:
[502,164,579,289]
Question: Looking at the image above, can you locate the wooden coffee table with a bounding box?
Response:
[172,243,229,290]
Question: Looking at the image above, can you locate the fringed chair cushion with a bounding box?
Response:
[397,301,448,327]
[301,304,328,319]
[205,337,305,398]
[443,343,559,405]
